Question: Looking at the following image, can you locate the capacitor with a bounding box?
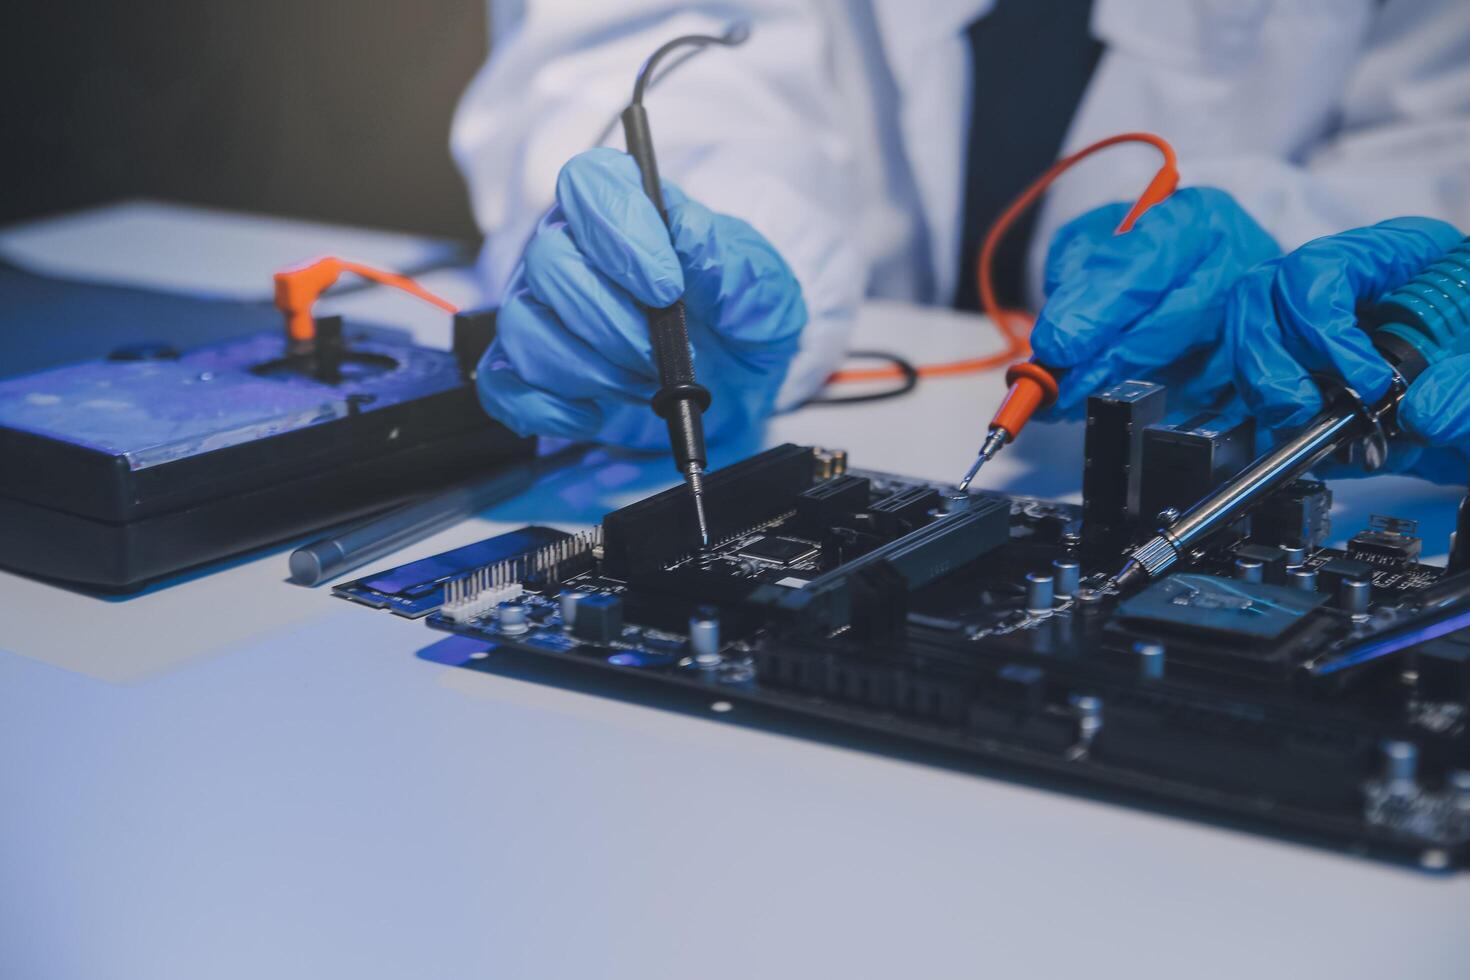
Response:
[1025,572,1054,613]
[1135,641,1165,680]
[498,601,529,635]
[1339,578,1372,620]
[1288,567,1318,592]
[559,589,582,626]
[1071,694,1103,744]
[1280,544,1307,568]
[1382,739,1419,796]
[689,605,721,666]
[1450,770,1470,813]
[1051,558,1081,598]
[1234,557,1264,583]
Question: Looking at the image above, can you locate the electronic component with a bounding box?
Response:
[1136,641,1166,679]
[573,594,624,643]
[334,438,1470,869]
[1251,479,1332,550]
[794,474,870,537]
[1288,567,1319,592]
[602,443,815,578]
[334,525,570,618]
[1025,571,1054,612]
[735,536,820,566]
[768,497,1011,634]
[1051,558,1080,597]
[1234,556,1264,582]
[1082,380,1166,553]
[559,590,583,625]
[867,486,941,536]
[1317,556,1376,598]
[1137,412,1255,530]
[1233,543,1290,585]
[688,607,722,663]
[498,602,530,634]
[1115,573,1327,642]
[1349,515,1423,564]
[1339,578,1372,619]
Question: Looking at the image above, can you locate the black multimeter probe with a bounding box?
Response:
[618,24,750,551]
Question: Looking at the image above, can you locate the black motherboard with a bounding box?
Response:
[336,381,1470,869]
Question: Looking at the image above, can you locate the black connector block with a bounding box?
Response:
[868,486,941,536]
[1348,516,1422,565]
[603,444,815,578]
[1082,380,1166,554]
[1253,479,1332,550]
[1138,412,1255,531]
[759,497,1010,635]
[794,474,871,537]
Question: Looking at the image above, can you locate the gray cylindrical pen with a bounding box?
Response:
[289,445,582,586]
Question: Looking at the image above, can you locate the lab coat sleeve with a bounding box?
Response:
[451,1,866,411]
[1027,0,1470,304]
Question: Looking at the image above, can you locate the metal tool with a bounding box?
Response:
[1109,235,1470,593]
[619,25,749,548]
[288,445,586,586]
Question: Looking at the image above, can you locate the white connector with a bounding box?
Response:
[441,566,525,623]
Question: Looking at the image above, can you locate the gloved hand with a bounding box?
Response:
[475,148,807,451]
[1029,187,1281,415]
[1226,217,1469,483]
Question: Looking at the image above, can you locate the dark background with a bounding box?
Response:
[4,1,490,241]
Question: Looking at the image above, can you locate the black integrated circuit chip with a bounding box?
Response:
[1115,573,1328,640]
[736,535,820,566]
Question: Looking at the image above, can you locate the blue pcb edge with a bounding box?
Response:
[332,525,571,618]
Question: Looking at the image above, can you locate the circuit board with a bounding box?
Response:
[338,384,1470,869]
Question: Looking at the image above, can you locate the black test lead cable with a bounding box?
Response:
[619,22,751,550]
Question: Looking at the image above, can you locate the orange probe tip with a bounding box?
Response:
[990,362,1060,439]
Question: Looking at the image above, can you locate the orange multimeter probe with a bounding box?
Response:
[954,132,1179,491]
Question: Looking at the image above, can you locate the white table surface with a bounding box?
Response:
[3,204,1468,980]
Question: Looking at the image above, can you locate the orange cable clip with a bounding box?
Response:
[273,257,460,345]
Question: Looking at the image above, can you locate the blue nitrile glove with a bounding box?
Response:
[1029,187,1281,416]
[1226,217,1469,483]
[475,148,807,451]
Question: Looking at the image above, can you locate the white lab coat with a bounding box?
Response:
[451,0,1470,409]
